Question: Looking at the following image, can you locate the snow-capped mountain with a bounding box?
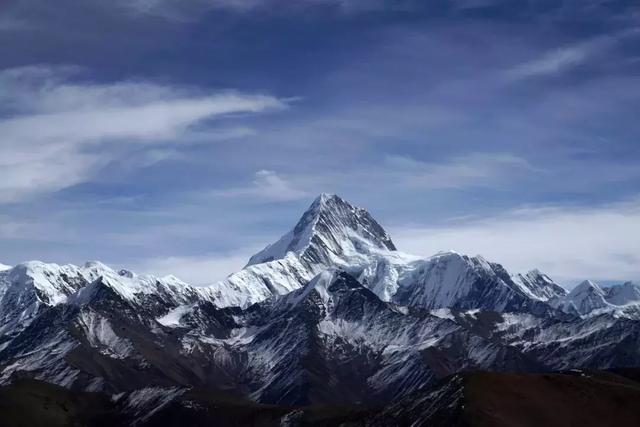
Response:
[551,279,640,318]
[605,281,640,306]
[385,251,566,312]
[208,193,404,308]
[0,193,638,418]
[230,269,541,404]
[552,280,610,315]
[209,194,566,311]
[511,268,568,300]
[0,260,220,345]
[247,193,396,266]
[0,266,540,405]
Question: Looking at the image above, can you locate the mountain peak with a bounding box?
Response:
[552,279,610,316]
[315,192,337,204]
[511,269,567,301]
[84,260,112,271]
[605,281,640,306]
[570,280,604,296]
[246,194,396,267]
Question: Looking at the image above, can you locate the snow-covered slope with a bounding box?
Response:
[206,254,316,308]
[0,260,220,341]
[247,193,396,267]
[0,263,11,272]
[463,308,640,370]
[552,280,611,316]
[379,251,565,312]
[512,269,568,301]
[202,270,542,404]
[550,280,640,318]
[208,194,566,311]
[0,261,97,338]
[605,281,640,306]
[208,194,402,308]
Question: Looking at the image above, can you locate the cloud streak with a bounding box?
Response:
[120,0,413,20]
[507,45,589,80]
[0,66,286,202]
[506,29,639,81]
[384,153,539,190]
[211,170,309,202]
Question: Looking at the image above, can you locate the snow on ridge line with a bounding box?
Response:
[208,234,573,311]
[4,194,634,317]
[550,279,640,317]
[245,194,328,266]
[0,259,219,310]
[0,194,574,313]
[606,281,640,306]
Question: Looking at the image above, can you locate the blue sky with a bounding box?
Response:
[0,0,639,286]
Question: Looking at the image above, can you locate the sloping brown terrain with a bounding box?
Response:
[1,370,640,427]
[0,379,124,427]
[0,380,370,427]
[374,369,640,427]
[463,370,640,427]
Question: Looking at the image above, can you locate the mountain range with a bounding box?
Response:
[1,193,639,426]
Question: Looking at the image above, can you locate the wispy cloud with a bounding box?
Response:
[384,153,539,190]
[211,170,309,202]
[506,44,591,80]
[116,0,380,20]
[391,198,640,285]
[0,65,287,202]
[506,29,639,81]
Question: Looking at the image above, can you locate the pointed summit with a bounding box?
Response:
[511,269,567,301]
[604,281,640,306]
[569,280,605,297]
[247,193,396,267]
[553,280,610,315]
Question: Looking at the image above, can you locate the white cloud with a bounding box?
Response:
[134,249,259,284]
[384,153,538,189]
[391,199,640,286]
[126,0,262,16]
[252,170,309,200]
[505,30,639,81]
[506,45,590,80]
[212,170,309,202]
[121,0,406,19]
[203,153,537,206]
[1,96,280,144]
[0,65,286,202]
